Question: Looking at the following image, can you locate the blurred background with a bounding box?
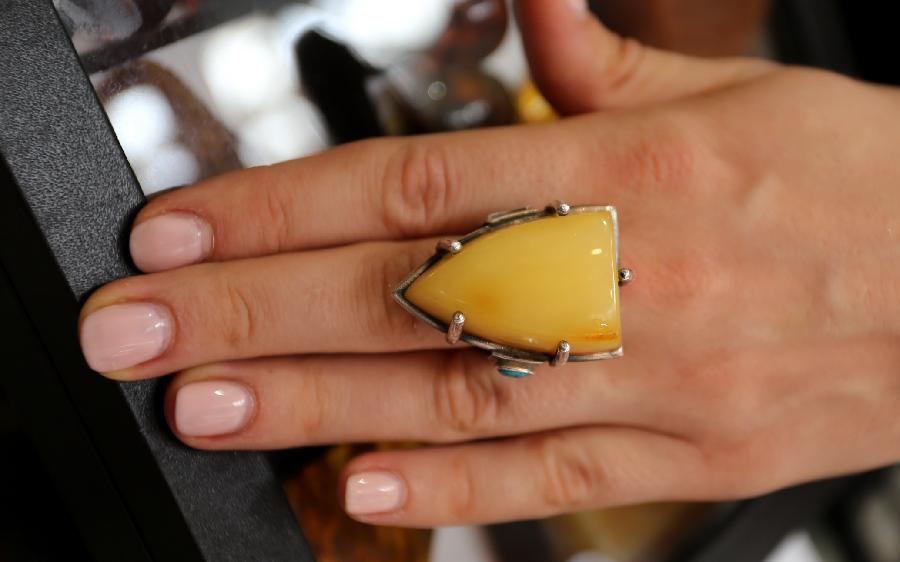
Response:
[2,1,899,561]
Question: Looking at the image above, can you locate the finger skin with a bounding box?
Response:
[164,350,648,449]
[80,239,448,379]
[129,4,772,271]
[82,199,664,382]
[83,107,718,380]
[514,0,774,114]
[340,427,707,527]
[128,117,644,270]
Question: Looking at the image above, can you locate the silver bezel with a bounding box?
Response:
[393,205,624,365]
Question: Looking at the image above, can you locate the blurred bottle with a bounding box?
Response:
[297,0,516,143]
[430,0,509,65]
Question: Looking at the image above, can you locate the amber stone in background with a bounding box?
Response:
[544,504,715,561]
[284,446,431,562]
[591,0,772,56]
[517,80,556,124]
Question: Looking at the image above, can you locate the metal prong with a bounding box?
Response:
[551,341,571,367]
[549,200,570,216]
[446,312,465,344]
[618,268,634,286]
[437,239,463,255]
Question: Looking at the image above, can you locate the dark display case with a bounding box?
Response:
[1,1,897,561]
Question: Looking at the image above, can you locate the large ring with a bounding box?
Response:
[393,202,632,378]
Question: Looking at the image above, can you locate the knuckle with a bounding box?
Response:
[216,278,261,348]
[258,184,295,253]
[535,433,604,511]
[645,249,725,304]
[445,452,478,521]
[694,361,755,425]
[698,432,781,498]
[618,115,706,195]
[382,141,455,237]
[432,353,505,438]
[289,363,328,440]
[680,352,770,454]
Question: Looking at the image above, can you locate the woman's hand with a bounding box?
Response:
[79,0,900,526]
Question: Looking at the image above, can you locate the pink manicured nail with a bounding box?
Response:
[130,213,212,272]
[174,381,254,437]
[567,0,589,17]
[80,303,172,373]
[345,472,406,516]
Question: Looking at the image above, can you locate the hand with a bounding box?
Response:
[78,0,900,527]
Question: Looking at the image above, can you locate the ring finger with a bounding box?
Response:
[164,349,653,449]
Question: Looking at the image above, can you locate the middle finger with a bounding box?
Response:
[79,239,448,379]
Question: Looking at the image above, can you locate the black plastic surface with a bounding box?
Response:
[0,1,312,560]
[0,258,144,562]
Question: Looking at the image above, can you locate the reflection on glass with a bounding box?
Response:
[54,0,176,41]
[97,60,242,193]
[298,0,516,142]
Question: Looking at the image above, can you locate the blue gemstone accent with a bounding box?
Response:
[499,368,531,378]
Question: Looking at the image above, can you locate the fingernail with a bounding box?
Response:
[80,303,172,373]
[345,472,406,516]
[130,213,212,272]
[567,0,589,17]
[174,381,254,437]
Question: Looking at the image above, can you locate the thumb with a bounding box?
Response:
[514,0,775,115]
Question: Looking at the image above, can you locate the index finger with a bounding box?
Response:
[128,116,643,272]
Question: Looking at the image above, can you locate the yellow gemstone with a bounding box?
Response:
[403,210,622,356]
[517,80,557,124]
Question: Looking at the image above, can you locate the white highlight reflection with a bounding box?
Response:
[106,85,176,164]
[201,17,295,121]
[137,142,199,194]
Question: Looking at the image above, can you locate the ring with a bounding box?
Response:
[394,202,632,378]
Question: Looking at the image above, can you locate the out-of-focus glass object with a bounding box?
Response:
[54,0,175,41]
[298,0,516,143]
[97,60,243,193]
[431,0,508,64]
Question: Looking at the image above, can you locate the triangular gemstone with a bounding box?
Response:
[404,210,621,355]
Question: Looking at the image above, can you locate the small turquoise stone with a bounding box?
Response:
[499,368,531,378]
